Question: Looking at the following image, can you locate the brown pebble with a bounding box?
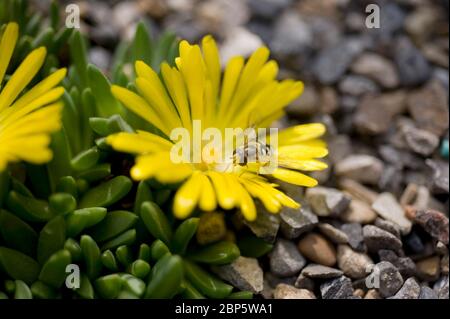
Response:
[298,233,337,267]
[364,289,381,299]
[416,256,441,281]
[353,288,365,298]
[273,284,316,299]
[404,205,417,220]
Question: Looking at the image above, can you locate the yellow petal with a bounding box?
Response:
[226,47,270,120]
[9,68,67,112]
[173,172,202,219]
[180,45,205,120]
[0,103,62,138]
[0,22,19,84]
[235,181,257,221]
[155,165,193,184]
[0,47,47,111]
[271,168,318,187]
[160,63,192,132]
[198,173,217,212]
[239,177,280,213]
[0,87,65,126]
[111,85,169,136]
[202,35,221,101]
[107,132,167,155]
[208,172,236,210]
[135,77,181,129]
[217,56,244,120]
[278,123,326,145]
[278,144,328,159]
[278,159,328,171]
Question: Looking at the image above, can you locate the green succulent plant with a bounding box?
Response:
[0,0,272,300]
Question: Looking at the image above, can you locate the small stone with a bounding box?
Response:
[214,257,264,294]
[415,210,449,245]
[407,80,449,136]
[320,276,354,299]
[353,289,365,298]
[354,92,407,135]
[419,286,438,299]
[264,273,296,288]
[320,87,338,114]
[400,184,430,211]
[371,2,405,40]
[395,37,431,86]
[364,289,381,299]
[416,256,441,281]
[338,75,379,96]
[374,218,401,238]
[297,233,337,267]
[436,242,448,255]
[379,145,424,170]
[372,193,412,235]
[166,0,194,11]
[220,27,263,63]
[279,206,318,239]
[328,135,353,165]
[432,67,449,93]
[309,15,342,49]
[294,273,315,291]
[243,203,280,243]
[312,37,366,84]
[390,278,421,299]
[426,159,449,194]
[404,6,439,42]
[423,43,449,68]
[403,231,427,256]
[270,239,306,277]
[197,0,250,35]
[273,284,315,299]
[341,223,366,252]
[341,199,378,224]
[378,165,403,195]
[339,95,359,113]
[112,1,143,31]
[367,261,403,298]
[345,12,366,32]
[335,155,384,185]
[403,125,440,156]
[196,212,227,245]
[433,276,449,299]
[163,13,206,42]
[378,250,416,278]
[318,223,349,244]
[301,264,343,279]
[270,12,312,56]
[337,245,373,279]
[248,0,292,20]
[338,178,378,204]
[351,53,399,88]
[305,187,351,217]
[363,225,403,253]
[286,86,319,117]
[441,254,449,275]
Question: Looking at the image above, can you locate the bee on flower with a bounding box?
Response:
[107,35,328,221]
[0,22,66,171]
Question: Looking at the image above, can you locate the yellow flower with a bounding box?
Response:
[107,35,328,221]
[0,22,66,172]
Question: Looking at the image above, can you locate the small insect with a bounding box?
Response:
[233,128,272,166]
